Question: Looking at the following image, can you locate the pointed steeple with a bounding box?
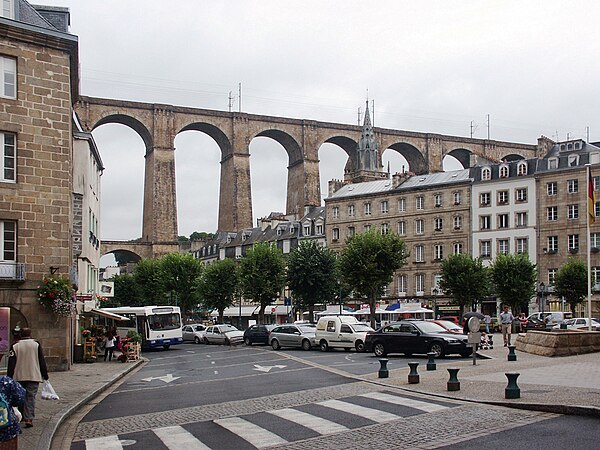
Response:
[356,99,378,171]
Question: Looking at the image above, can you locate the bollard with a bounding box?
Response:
[505,372,520,399]
[507,345,517,361]
[407,362,420,384]
[378,358,389,378]
[488,334,494,349]
[426,352,436,371]
[447,368,460,391]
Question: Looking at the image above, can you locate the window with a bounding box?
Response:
[547,206,558,221]
[498,239,509,255]
[481,167,491,180]
[332,228,339,241]
[517,162,527,176]
[567,204,579,220]
[364,202,371,216]
[498,214,509,229]
[381,201,388,214]
[316,224,323,235]
[415,219,424,235]
[596,201,600,219]
[453,191,461,205]
[516,237,528,254]
[303,225,310,236]
[548,268,557,285]
[453,242,463,255]
[453,215,462,230]
[0,220,15,262]
[416,196,424,210]
[499,165,509,178]
[547,235,558,252]
[0,56,16,99]
[593,267,600,287]
[434,217,443,231]
[497,190,509,205]
[480,215,491,230]
[415,274,424,294]
[434,194,442,207]
[568,154,579,167]
[434,244,443,260]
[515,212,527,227]
[1,0,15,19]
[398,221,406,235]
[594,176,600,191]
[591,233,600,248]
[398,198,406,212]
[364,224,371,231]
[397,275,407,294]
[347,226,355,237]
[332,207,339,219]
[548,157,558,169]
[547,182,557,196]
[480,192,490,206]
[1,132,15,182]
[480,240,491,258]
[568,234,579,251]
[347,205,355,217]
[567,179,579,194]
[515,188,527,202]
[381,223,389,235]
[415,245,424,262]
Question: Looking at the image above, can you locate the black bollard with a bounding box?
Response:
[447,368,460,391]
[408,362,420,384]
[507,345,517,361]
[488,334,494,349]
[426,352,436,371]
[505,372,520,399]
[378,358,389,378]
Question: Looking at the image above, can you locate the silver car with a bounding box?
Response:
[270,324,316,351]
[203,324,244,345]
[182,324,207,344]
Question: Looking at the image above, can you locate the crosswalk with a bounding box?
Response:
[80,390,456,450]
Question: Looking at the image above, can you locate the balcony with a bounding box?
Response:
[0,262,25,281]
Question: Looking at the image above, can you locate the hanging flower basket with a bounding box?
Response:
[37,274,75,317]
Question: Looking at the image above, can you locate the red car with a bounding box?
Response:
[432,319,464,334]
[439,316,460,325]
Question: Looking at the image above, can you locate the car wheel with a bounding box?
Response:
[301,339,311,351]
[460,350,472,358]
[373,342,387,357]
[319,340,329,352]
[428,342,445,358]
[194,337,200,344]
[224,338,230,346]
[244,337,252,346]
[344,347,351,352]
[163,345,170,350]
[271,339,280,350]
[355,340,365,352]
[203,337,209,345]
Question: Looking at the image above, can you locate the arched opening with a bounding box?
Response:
[502,153,525,162]
[443,154,465,171]
[446,148,472,169]
[100,250,142,271]
[382,149,409,175]
[385,143,427,174]
[319,142,348,203]
[91,124,146,241]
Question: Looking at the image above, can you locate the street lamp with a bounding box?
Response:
[338,280,342,315]
[539,282,546,315]
[432,288,438,317]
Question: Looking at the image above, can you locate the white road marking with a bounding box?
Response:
[318,399,399,423]
[214,370,219,374]
[253,364,287,372]
[211,361,215,364]
[154,425,211,449]
[269,408,348,434]
[215,417,288,448]
[361,391,449,413]
[86,435,122,449]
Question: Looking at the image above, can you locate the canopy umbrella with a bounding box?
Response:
[463,311,485,320]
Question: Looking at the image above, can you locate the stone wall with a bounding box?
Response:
[515,330,600,356]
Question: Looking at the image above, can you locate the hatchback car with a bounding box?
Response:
[270,324,316,350]
[182,323,207,344]
[243,324,275,345]
[203,324,244,345]
[552,318,600,331]
[364,320,472,358]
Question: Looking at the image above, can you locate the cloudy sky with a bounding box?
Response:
[41,0,600,243]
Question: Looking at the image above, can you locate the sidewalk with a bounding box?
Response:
[21,358,143,450]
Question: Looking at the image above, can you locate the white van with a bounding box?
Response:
[315,316,374,352]
[527,311,573,326]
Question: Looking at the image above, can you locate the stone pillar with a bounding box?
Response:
[218,151,253,231]
[426,136,444,173]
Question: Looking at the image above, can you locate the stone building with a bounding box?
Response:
[0,1,78,370]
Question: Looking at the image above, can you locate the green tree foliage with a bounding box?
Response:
[133,258,166,306]
[439,254,490,312]
[490,253,537,314]
[161,252,203,320]
[338,230,407,328]
[190,231,215,241]
[196,259,238,324]
[554,258,588,314]
[239,242,286,323]
[107,274,138,307]
[287,240,338,323]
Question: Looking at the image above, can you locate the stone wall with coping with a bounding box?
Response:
[515,330,600,356]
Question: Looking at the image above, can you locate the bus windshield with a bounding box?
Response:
[148,313,181,331]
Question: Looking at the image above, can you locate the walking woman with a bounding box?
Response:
[104,332,116,362]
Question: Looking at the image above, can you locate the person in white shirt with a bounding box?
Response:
[499,305,515,347]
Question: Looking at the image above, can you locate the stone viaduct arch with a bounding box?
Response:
[75,96,539,256]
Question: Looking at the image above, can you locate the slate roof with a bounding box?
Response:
[395,169,471,191]
[19,1,60,31]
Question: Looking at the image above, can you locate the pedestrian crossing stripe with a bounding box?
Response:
[317,399,400,423]
[268,407,349,434]
[153,425,211,449]
[214,417,288,448]
[361,391,449,413]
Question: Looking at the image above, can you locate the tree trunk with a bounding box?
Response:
[218,308,224,324]
[258,303,266,324]
[369,296,377,330]
[308,304,315,323]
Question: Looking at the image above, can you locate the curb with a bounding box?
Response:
[37,359,145,450]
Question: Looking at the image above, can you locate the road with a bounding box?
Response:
[64,342,599,449]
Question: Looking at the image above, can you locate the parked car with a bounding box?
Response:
[270,324,316,350]
[438,316,460,325]
[203,324,244,345]
[431,320,463,334]
[315,315,374,352]
[527,311,573,326]
[524,317,548,331]
[182,323,207,344]
[552,318,600,331]
[364,320,472,358]
[243,324,275,345]
[478,317,501,333]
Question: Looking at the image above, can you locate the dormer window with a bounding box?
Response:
[303,225,310,235]
[499,165,509,178]
[568,154,579,167]
[1,1,15,20]
[517,162,527,176]
[277,228,283,236]
[548,157,558,169]
[481,167,491,180]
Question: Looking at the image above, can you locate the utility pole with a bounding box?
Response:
[372,99,375,127]
[228,91,233,112]
[486,114,490,140]
[470,120,475,138]
[357,107,361,125]
[238,82,242,112]
[587,126,590,142]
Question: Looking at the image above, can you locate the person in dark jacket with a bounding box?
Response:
[0,375,26,449]
[7,328,48,428]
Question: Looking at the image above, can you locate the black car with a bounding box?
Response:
[364,320,472,358]
[243,324,275,345]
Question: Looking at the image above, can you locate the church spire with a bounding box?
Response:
[356,99,378,171]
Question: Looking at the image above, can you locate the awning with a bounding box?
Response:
[90,308,129,321]
[211,306,257,317]
[264,305,292,315]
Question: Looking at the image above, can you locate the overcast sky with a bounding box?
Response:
[41,0,600,244]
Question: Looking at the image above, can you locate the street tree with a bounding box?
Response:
[338,230,408,328]
[239,242,286,323]
[110,273,140,307]
[133,258,166,306]
[161,252,203,321]
[554,258,588,314]
[439,253,490,312]
[196,258,238,324]
[287,240,338,323]
[490,253,537,314]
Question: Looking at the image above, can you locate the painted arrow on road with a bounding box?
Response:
[141,374,180,383]
[253,364,287,373]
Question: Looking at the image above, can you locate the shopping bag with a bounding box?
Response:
[12,407,21,423]
[41,380,59,400]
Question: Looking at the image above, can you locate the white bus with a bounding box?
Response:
[101,306,183,350]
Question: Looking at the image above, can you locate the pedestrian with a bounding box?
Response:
[517,312,528,332]
[104,331,115,362]
[0,375,26,449]
[499,305,515,347]
[7,328,49,428]
[484,314,491,334]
